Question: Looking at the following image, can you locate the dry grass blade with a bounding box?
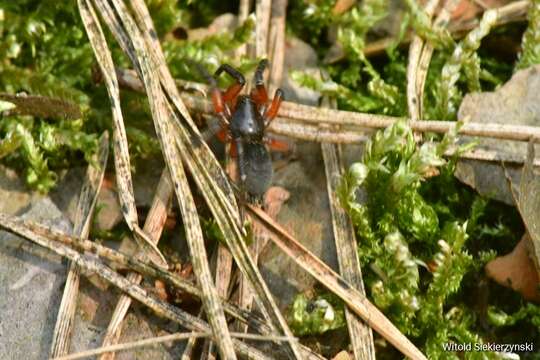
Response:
[14,214,326,360]
[210,235,233,344]
[87,0,238,358]
[172,128,303,359]
[50,132,109,357]
[128,0,241,212]
[0,213,273,360]
[235,0,252,58]
[407,0,440,121]
[416,0,461,117]
[54,331,300,360]
[99,170,172,360]
[256,0,272,58]
[0,93,82,120]
[77,0,167,269]
[268,0,287,93]
[115,69,540,146]
[176,91,540,143]
[234,235,260,333]
[181,308,206,360]
[55,333,210,360]
[246,205,428,360]
[125,1,303,357]
[320,95,375,360]
[22,218,260,329]
[322,142,376,360]
[117,63,540,165]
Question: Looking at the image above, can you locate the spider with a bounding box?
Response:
[205,59,285,201]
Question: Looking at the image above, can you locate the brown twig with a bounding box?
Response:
[163,88,540,143]
[115,63,540,145]
[115,68,540,163]
[50,132,109,357]
[0,93,82,120]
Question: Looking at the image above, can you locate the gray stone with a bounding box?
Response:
[282,36,321,107]
[0,164,44,215]
[260,142,339,310]
[455,65,540,205]
[0,198,71,360]
[49,167,86,224]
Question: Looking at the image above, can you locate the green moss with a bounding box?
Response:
[0,0,253,191]
[288,293,346,336]
[516,0,540,70]
[336,121,538,358]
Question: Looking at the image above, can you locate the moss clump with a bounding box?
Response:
[337,121,540,358]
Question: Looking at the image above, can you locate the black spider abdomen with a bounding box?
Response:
[240,142,273,197]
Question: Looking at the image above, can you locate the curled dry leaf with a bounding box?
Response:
[485,141,540,302]
[332,0,357,15]
[450,0,508,25]
[485,234,540,303]
[332,350,353,360]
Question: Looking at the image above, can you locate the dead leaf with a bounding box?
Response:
[333,0,356,15]
[450,0,508,25]
[332,350,352,360]
[485,233,540,303]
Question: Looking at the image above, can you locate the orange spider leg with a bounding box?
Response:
[265,137,290,152]
[264,88,284,126]
[250,59,269,105]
